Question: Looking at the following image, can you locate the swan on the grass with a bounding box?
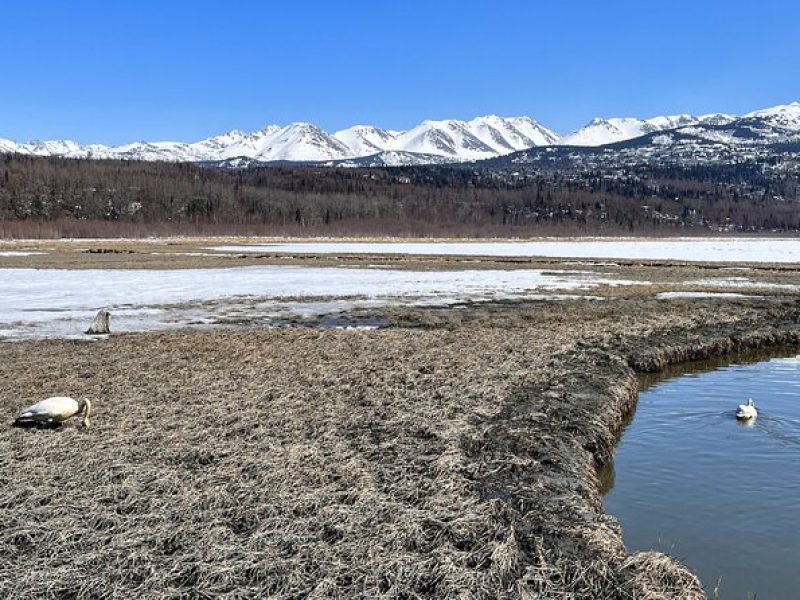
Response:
[736,398,757,420]
[13,397,92,429]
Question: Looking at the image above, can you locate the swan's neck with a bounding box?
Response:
[81,399,92,428]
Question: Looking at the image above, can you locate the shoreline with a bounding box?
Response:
[464,308,800,598]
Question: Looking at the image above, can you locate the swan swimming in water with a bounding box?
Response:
[13,397,91,429]
[736,398,757,420]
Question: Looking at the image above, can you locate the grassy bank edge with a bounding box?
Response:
[492,317,800,598]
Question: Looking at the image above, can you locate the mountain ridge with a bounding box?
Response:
[0,115,559,165]
[1,102,799,166]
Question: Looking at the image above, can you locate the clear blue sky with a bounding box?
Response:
[2,0,799,144]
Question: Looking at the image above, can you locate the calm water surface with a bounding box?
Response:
[601,349,800,599]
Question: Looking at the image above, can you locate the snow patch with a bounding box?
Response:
[0,265,639,340]
[208,238,800,264]
[687,278,800,291]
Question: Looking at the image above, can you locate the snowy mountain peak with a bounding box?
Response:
[252,123,352,162]
[745,101,800,118]
[741,102,800,134]
[396,120,495,160]
[560,117,650,146]
[697,113,736,125]
[4,115,558,165]
[388,115,559,160]
[4,102,800,166]
[333,125,399,156]
[282,122,326,133]
[257,125,282,136]
[561,112,740,147]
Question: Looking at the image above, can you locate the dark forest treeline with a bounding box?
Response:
[1,153,798,238]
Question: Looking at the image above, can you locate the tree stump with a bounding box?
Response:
[86,310,111,335]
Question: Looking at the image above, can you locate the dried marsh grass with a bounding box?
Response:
[1,299,798,598]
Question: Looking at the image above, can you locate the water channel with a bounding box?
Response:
[601,348,800,599]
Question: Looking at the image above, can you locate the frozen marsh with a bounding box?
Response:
[209,237,800,263]
[0,265,633,339]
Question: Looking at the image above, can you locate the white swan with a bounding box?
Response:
[13,397,92,429]
[736,398,757,420]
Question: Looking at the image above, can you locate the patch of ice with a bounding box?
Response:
[0,251,46,257]
[0,265,640,340]
[770,356,800,367]
[208,238,800,264]
[688,278,800,291]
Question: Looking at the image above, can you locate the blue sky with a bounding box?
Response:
[2,0,799,144]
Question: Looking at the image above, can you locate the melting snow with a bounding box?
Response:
[0,265,635,340]
[208,238,800,264]
[688,278,800,291]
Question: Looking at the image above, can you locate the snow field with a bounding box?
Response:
[208,238,800,264]
[0,265,636,340]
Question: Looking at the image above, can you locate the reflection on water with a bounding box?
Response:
[602,347,800,599]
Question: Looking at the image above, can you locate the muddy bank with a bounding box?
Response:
[1,298,798,598]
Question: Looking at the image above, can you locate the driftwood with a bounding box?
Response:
[85,310,111,335]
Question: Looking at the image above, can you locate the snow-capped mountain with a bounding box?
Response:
[61,124,351,163]
[505,116,561,147]
[250,123,352,162]
[332,116,560,161]
[559,113,737,146]
[13,139,86,156]
[746,101,800,124]
[390,116,559,160]
[0,115,558,165]
[394,120,495,160]
[3,103,800,167]
[332,125,399,156]
[0,138,19,153]
[739,101,800,139]
[481,102,800,174]
[652,102,800,148]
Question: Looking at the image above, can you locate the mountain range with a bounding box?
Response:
[2,102,799,166]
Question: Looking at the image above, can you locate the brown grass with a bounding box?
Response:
[1,298,798,598]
